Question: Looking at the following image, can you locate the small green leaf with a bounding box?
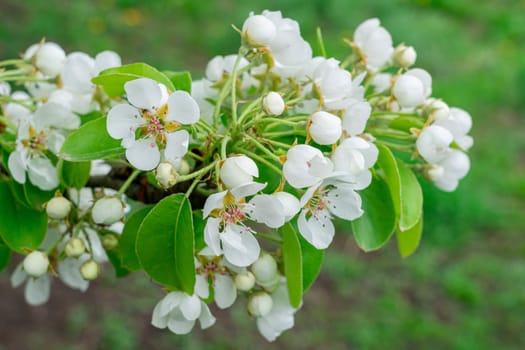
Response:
[0,238,11,271]
[351,176,396,251]
[119,205,153,271]
[192,210,206,252]
[389,116,425,132]
[298,234,324,292]
[57,159,91,189]
[0,182,47,253]
[397,215,423,258]
[136,194,195,293]
[23,181,54,211]
[92,63,175,97]
[59,117,124,161]
[280,222,303,308]
[163,70,192,93]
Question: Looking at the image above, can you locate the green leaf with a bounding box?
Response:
[192,210,206,252]
[107,249,130,278]
[377,144,423,232]
[163,70,192,93]
[280,222,303,308]
[92,63,175,97]
[389,116,425,132]
[57,159,91,189]
[136,194,195,293]
[0,238,11,271]
[396,215,423,258]
[0,182,47,253]
[59,117,124,161]
[23,181,54,211]
[119,205,153,271]
[298,234,324,292]
[351,176,396,251]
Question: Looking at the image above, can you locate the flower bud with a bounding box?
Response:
[220,155,258,189]
[251,254,278,284]
[234,270,256,291]
[178,159,191,176]
[65,237,86,258]
[242,15,277,47]
[156,161,177,189]
[46,196,72,220]
[92,197,124,225]
[25,42,66,77]
[393,44,417,68]
[393,74,425,108]
[102,234,119,250]
[248,292,273,317]
[309,111,342,145]
[23,251,49,277]
[425,164,444,182]
[262,92,285,116]
[80,259,99,280]
[424,98,449,122]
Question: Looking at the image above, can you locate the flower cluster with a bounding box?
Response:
[0,10,473,342]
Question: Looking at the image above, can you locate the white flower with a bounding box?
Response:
[393,44,417,68]
[251,253,279,289]
[156,161,178,188]
[242,14,277,47]
[283,144,334,189]
[256,281,299,342]
[151,291,216,335]
[194,254,237,309]
[428,149,470,192]
[64,237,86,258]
[393,68,432,109]
[353,18,394,71]
[106,77,200,170]
[23,251,49,277]
[262,91,285,116]
[434,107,473,151]
[205,55,249,82]
[332,137,378,190]
[342,101,371,136]
[46,196,72,219]
[234,270,256,291]
[372,73,392,93]
[2,91,33,127]
[424,98,450,121]
[24,42,66,77]
[248,292,274,316]
[220,155,259,189]
[416,125,453,163]
[11,264,51,306]
[191,79,217,124]
[272,192,300,221]
[309,111,342,145]
[92,197,125,225]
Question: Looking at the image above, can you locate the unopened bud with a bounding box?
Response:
[425,164,444,182]
[393,74,425,108]
[102,234,119,250]
[220,155,258,189]
[156,162,177,189]
[178,159,191,176]
[248,292,273,317]
[309,111,342,145]
[65,237,86,258]
[234,270,256,291]
[80,259,99,280]
[251,254,278,284]
[46,196,72,220]
[393,44,417,68]
[262,92,285,116]
[424,98,450,122]
[242,15,277,47]
[23,251,49,277]
[92,197,124,225]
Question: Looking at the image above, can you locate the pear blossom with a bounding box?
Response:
[46,196,72,219]
[23,251,50,277]
[234,270,256,291]
[416,125,453,163]
[251,253,279,289]
[332,137,378,190]
[309,111,342,145]
[64,237,86,258]
[434,107,473,151]
[151,291,216,335]
[242,14,277,47]
[2,91,33,127]
[342,101,371,136]
[194,254,237,309]
[393,44,417,68]
[24,41,66,77]
[248,292,274,316]
[106,77,200,170]
[427,149,470,192]
[220,155,259,189]
[262,91,285,116]
[283,144,334,189]
[205,55,249,82]
[92,197,125,225]
[79,259,99,280]
[353,18,394,71]
[424,98,450,121]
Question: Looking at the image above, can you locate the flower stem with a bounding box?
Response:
[177,160,218,183]
[117,169,141,196]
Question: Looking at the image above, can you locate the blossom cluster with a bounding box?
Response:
[0,10,473,342]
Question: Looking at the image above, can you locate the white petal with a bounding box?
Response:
[124,78,163,110]
[221,225,260,267]
[94,50,121,74]
[247,194,285,228]
[11,263,28,288]
[195,274,210,299]
[107,103,144,140]
[283,144,325,188]
[27,157,59,190]
[167,310,196,334]
[151,301,169,329]
[214,275,237,309]
[298,209,334,249]
[232,155,259,177]
[180,294,202,321]
[204,218,222,256]
[159,292,184,317]
[25,274,51,306]
[164,130,189,160]
[167,90,200,124]
[33,102,80,131]
[198,302,216,329]
[125,138,161,170]
[325,187,363,220]
[8,150,27,184]
[61,52,96,94]
[342,101,371,136]
[84,228,109,263]
[230,182,266,200]
[58,257,89,292]
[203,191,227,218]
[272,192,300,221]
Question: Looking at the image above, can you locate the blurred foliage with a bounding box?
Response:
[0,0,524,349]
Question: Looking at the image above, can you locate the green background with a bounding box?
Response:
[1,0,525,349]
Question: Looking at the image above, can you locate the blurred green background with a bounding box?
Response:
[1,0,525,349]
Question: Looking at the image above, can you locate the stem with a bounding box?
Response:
[187,150,205,162]
[0,116,16,131]
[185,173,205,198]
[263,130,306,138]
[0,59,27,68]
[230,51,245,126]
[316,27,327,58]
[221,135,232,159]
[117,169,141,196]
[177,160,218,183]
[237,96,263,126]
[195,119,214,134]
[244,134,282,162]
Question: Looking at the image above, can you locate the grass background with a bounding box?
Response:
[1,0,525,349]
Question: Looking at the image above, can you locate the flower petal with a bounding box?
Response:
[8,150,27,184]
[297,209,334,249]
[27,157,59,190]
[204,217,222,256]
[10,263,27,288]
[325,187,363,220]
[203,191,227,218]
[221,225,260,267]
[25,274,51,306]
[167,90,200,124]
[124,78,163,111]
[247,194,285,228]
[167,309,196,334]
[198,302,216,329]
[58,257,89,292]
[125,138,160,171]
[165,130,189,160]
[107,103,143,140]
[180,294,202,321]
[214,275,237,309]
